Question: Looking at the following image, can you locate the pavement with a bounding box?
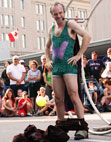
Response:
[0,112,111,142]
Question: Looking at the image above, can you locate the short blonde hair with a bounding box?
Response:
[29,60,38,68]
[41,55,46,62]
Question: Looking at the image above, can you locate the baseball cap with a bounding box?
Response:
[19,60,25,64]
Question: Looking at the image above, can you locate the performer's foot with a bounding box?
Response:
[74,130,88,140]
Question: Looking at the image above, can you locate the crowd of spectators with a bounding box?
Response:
[0,48,111,117]
[0,55,55,117]
[83,48,111,112]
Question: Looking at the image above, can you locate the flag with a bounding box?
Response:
[8,29,18,42]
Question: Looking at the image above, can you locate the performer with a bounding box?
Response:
[45,2,91,140]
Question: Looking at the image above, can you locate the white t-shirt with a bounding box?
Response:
[28,69,41,83]
[7,64,26,85]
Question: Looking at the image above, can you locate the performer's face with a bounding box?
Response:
[52,4,65,23]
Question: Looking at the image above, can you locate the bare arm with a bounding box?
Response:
[103,88,108,96]
[45,27,53,69]
[7,72,18,82]
[67,20,91,65]
[43,73,52,87]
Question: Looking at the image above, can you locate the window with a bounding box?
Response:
[0,0,3,7]
[36,4,39,14]
[78,10,86,19]
[65,8,73,18]
[41,20,44,31]
[68,9,73,18]
[35,4,44,14]
[39,5,43,14]
[10,42,15,48]
[21,17,25,27]
[37,37,41,50]
[20,0,24,10]
[4,15,9,26]
[36,20,40,31]
[9,0,13,8]
[10,15,14,26]
[41,37,45,49]
[5,33,9,40]
[1,33,5,40]
[1,15,4,26]
[22,34,26,48]
[4,0,8,8]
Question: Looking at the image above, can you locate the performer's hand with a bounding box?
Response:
[67,55,81,66]
[47,60,53,70]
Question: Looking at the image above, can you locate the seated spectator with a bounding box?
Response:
[36,91,56,116]
[17,91,32,116]
[88,81,98,104]
[101,62,111,78]
[101,79,111,106]
[35,87,50,116]
[1,88,16,117]
[0,94,2,116]
[16,89,23,102]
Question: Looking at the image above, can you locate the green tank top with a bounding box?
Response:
[51,21,77,76]
[51,21,75,63]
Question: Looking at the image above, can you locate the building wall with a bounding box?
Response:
[90,0,111,42]
[0,0,91,57]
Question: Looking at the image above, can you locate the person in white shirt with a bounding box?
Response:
[101,62,111,79]
[7,55,26,97]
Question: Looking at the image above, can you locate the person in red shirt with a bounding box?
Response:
[17,91,32,116]
[1,88,16,116]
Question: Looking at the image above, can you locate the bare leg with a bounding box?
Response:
[30,97,34,112]
[94,92,98,104]
[63,74,84,118]
[53,76,65,120]
[27,102,32,113]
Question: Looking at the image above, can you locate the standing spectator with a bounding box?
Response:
[19,60,25,66]
[7,55,26,97]
[87,51,103,81]
[17,91,32,116]
[28,60,41,113]
[24,65,30,92]
[43,64,53,100]
[38,55,47,87]
[83,55,90,78]
[1,61,10,95]
[1,88,16,117]
[101,62,111,78]
[102,48,111,68]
